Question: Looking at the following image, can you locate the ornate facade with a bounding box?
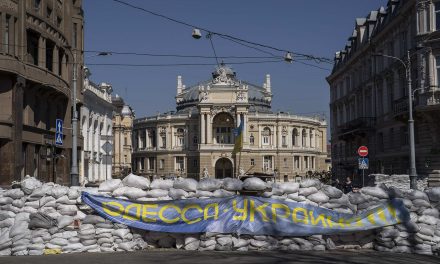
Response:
[112,95,134,178]
[133,65,328,181]
[79,67,113,184]
[0,0,84,185]
[327,0,440,186]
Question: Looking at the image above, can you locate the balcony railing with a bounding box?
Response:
[393,97,408,116]
[337,117,375,140]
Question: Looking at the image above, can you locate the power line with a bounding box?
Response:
[110,0,333,64]
[86,60,284,67]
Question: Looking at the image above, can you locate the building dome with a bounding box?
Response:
[176,65,271,112]
[121,105,132,116]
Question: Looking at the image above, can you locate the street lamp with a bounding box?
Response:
[373,50,420,189]
[70,50,111,186]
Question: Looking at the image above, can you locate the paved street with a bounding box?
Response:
[0,250,439,264]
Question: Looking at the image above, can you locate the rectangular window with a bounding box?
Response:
[175,157,184,171]
[436,56,440,87]
[159,159,164,170]
[389,128,394,149]
[148,157,155,170]
[34,0,41,9]
[139,158,144,171]
[400,126,408,146]
[4,15,10,54]
[73,23,77,48]
[294,156,300,169]
[124,136,127,145]
[193,136,198,144]
[193,159,198,167]
[249,134,254,145]
[436,2,440,31]
[161,136,166,148]
[250,159,255,166]
[311,157,315,170]
[45,40,54,71]
[46,7,52,19]
[263,156,272,170]
[304,156,309,169]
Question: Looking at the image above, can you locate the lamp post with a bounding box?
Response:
[373,50,417,189]
[70,51,112,186]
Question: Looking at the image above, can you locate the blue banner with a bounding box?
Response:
[82,192,409,236]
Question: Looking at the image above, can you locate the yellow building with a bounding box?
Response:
[112,95,134,178]
[133,65,327,181]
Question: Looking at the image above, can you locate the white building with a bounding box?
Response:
[79,67,114,184]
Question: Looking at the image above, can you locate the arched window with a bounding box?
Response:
[302,129,307,147]
[249,134,254,145]
[176,128,185,147]
[213,113,234,144]
[292,128,298,147]
[262,127,271,145]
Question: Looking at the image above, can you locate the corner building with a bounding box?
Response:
[133,65,327,181]
[0,0,84,185]
[327,0,440,186]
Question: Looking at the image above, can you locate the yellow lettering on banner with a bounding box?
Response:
[326,216,333,228]
[182,204,203,224]
[388,205,399,222]
[332,218,345,228]
[142,204,158,222]
[292,207,309,225]
[233,199,248,221]
[204,203,218,220]
[103,202,125,217]
[249,200,269,222]
[271,203,290,223]
[377,209,388,224]
[158,204,181,224]
[123,204,141,220]
[354,216,364,227]
[309,212,327,227]
[367,213,376,225]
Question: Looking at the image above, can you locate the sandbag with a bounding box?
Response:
[222,178,243,191]
[98,179,122,192]
[122,173,150,189]
[29,212,56,229]
[146,189,169,198]
[197,178,222,191]
[307,191,329,204]
[280,182,300,194]
[168,188,188,200]
[173,178,198,192]
[150,179,174,190]
[213,189,234,198]
[123,187,148,199]
[21,176,42,195]
[242,177,266,191]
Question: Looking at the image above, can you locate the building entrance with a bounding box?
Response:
[215,158,233,179]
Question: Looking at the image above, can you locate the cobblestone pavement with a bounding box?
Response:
[0,250,439,264]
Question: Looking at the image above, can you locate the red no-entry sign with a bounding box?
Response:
[358,146,368,157]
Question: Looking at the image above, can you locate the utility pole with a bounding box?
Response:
[71,51,79,186]
[407,50,417,190]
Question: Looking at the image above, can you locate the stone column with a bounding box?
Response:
[242,114,247,143]
[258,125,262,148]
[156,127,160,150]
[53,46,59,75]
[185,126,189,149]
[168,124,172,150]
[200,114,205,144]
[38,36,46,68]
[12,77,25,182]
[207,114,212,144]
[277,124,281,148]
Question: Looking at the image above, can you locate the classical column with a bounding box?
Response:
[156,127,160,150]
[242,114,247,143]
[38,36,46,68]
[185,126,189,149]
[53,46,59,75]
[200,114,205,144]
[258,125,262,148]
[207,114,212,144]
[276,124,281,148]
[168,124,172,150]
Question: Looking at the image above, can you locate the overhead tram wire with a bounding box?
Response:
[110,0,333,65]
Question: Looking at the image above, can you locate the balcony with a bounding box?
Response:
[417,89,440,110]
[393,97,409,119]
[337,117,376,140]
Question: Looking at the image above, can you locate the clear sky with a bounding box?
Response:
[84,0,387,119]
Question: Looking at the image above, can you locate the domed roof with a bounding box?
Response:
[121,105,132,116]
[176,65,272,112]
